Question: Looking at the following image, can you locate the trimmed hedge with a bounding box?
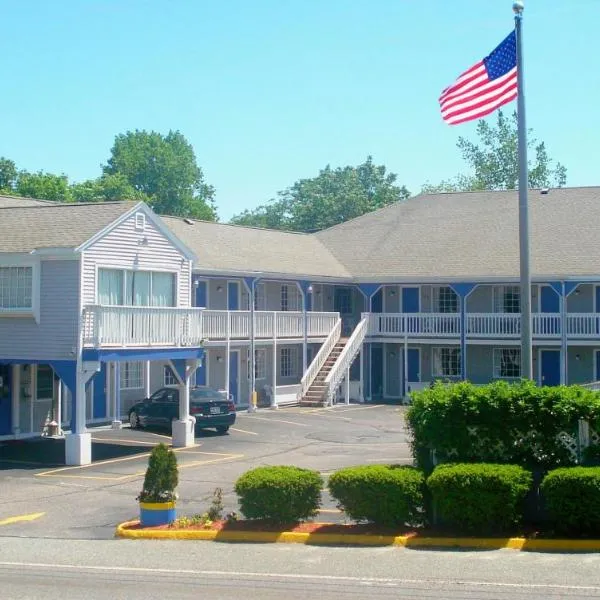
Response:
[328,465,426,527]
[427,463,532,534]
[407,380,600,473]
[541,467,600,535]
[234,466,323,523]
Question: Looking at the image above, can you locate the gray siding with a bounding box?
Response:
[82,210,191,308]
[383,286,400,312]
[385,343,402,397]
[567,284,594,312]
[567,347,595,384]
[0,259,79,360]
[468,286,493,312]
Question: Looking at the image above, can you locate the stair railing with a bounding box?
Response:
[297,318,341,402]
[324,317,369,405]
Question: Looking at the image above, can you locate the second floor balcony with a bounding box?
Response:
[364,312,600,339]
[81,305,339,348]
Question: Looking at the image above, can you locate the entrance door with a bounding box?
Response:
[371,346,384,398]
[229,350,239,404]
[228,282,240,311]
[540,285,560,313]
[93,363,107,419]
[194,357,207,387]
[402,288,420,313]
[334,287,354,336]
[540,350,561,386]
[195,280,207,308]
[0,365,11,435]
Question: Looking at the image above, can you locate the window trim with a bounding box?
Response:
[280,347,299,378]
[120,361,144,390]
[164,365,179,387]
[247,348,267,381]
[432,347,461,378]
[431,286,459,313]
[493,347,521,379]
[0,258,40,322]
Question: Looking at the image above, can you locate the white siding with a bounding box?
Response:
[82,211,191,308]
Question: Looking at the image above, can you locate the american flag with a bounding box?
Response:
[440,31,517,125]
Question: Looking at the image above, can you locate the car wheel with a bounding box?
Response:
[129,411,140,429]
[216,425,230,435]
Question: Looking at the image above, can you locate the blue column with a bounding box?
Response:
[450,284,477,381]
[49,361,77,432]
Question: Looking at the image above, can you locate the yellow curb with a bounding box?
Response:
[115,521,600,551]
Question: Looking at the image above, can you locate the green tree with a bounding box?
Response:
[70,173,148,203]
[0,157,17,192]
[422,110,567,193]
[15,171,72,202]
[231,156,410,232]
[103,130,217,220]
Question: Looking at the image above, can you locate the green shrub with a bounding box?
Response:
[234,466,323,523]
[137,443,179,503]
[328,465,426,527]
[427,463,532,534]
[541,467,600,535]
[407,380,600,473]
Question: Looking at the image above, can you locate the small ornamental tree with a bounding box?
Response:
[137,443,179,503]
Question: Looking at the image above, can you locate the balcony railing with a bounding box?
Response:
[365,312,600,339]
[82,305,339,348]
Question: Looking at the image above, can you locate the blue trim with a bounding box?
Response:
[449,283,477,298]
[448,285,476,382]
[170,359,187,383]
[546,282,562,297]
[243,277,259,292]
[358,283,382,299]
[82,347,204,363]
[565,282,581,296]
[0,364,12,435]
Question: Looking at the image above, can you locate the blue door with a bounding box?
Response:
[540,286,560,313]
[541,350,561,386]
[371,288,383,313]
[195,280,207,307]
[195,358,207,387]
[92,363,107,419]
[228,282,240,310]
[0,365,12,435]
[596,351,600,382]
[402,287,420,313]
[401,349,420,395]
[229,350,239,404]
[371,346,384,398]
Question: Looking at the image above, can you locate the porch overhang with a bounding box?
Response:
[82,346,204,363]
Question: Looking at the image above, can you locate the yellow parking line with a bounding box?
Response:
[35,444,201,478]
[334,405,386,413]
[0,512,45,526]
[244,416,308,427]
[91,437,158,446]
[230,427,258,436]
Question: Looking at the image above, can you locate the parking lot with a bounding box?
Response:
[0,404,411,539]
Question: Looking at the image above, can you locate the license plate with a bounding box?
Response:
[209,406,221,415]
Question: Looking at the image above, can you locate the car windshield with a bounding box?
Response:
[190,388,224,401]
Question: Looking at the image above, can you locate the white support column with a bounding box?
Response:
[61,381,68,431]
[271,311,278,409]
[345,366,350,405]
[112,362,122,429]
[560,282,567,385]
[66,362,98,466]
[56,378,62,436]
[225,313,231,399]
[172,359,199,448]
[144,360,151,399]
[403,333,409,400]
[11,364,20,434]
[359,348,364,403]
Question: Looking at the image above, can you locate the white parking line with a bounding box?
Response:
[243,415,308,427]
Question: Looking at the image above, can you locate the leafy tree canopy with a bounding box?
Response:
[422,110,567,194]
[231,156,410,232]
[103,130,217,220]
[15,171,71,202]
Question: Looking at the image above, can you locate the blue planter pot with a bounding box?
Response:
[139,501,176,527]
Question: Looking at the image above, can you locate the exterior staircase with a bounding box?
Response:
[300,338,348,407]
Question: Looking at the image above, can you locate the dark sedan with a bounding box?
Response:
[128,386,236,435]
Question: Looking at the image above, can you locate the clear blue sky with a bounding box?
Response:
[1,0,598,221]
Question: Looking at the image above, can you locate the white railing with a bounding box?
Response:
[82,306,340,347]
[467,313,520,337]
[324,317,369,405]
[534,313,562,337]
[82,305,205,347]
[365,313,460,336]
[568,314,600,337]
[297,319,341,402]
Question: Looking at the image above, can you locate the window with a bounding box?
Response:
[135,212,146,231]
[255,282,266,310]
[247,349,266,380]
[98,269,175,307]
[120,362,143,389]
[432,347,461,378]
[280,284,300,311]
[493,348,521,378]
[0,266,33,309]
[334,288,352,315]
[36,365,54,399]
[280,347,298,378]
[433,286,458,313]
[281,285,289,311]
[164,366,178,386]
[494,286,520,313]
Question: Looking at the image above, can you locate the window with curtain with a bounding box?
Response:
[493,348,521,378]
[280,347,298,378]
[120,362,143,389]
[0,266,33,309]
[433,286,459,313]
[98,269,175,306]
[432,347,461,378]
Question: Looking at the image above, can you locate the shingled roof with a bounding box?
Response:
[162,216,351,279]
[316,186,600,280]
[0,202,137,252]
[0,195,56,208]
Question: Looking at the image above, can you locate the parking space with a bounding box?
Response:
[0,403,411,539]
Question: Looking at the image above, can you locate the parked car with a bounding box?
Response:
[128,386,236,435]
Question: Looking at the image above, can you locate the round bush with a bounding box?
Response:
[234,466,323,523]
[541,467,600,536]
[328,465,426,527]
[427,463,532,534]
